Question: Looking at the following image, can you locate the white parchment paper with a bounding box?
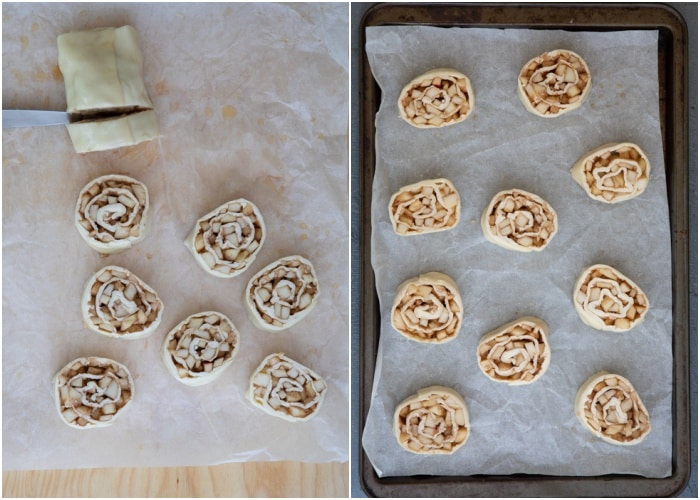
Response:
[362,26,672,478]
[2,3,348,470]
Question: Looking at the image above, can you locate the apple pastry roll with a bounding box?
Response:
[481,189,557,252]
[571,142,650,203]
[518,49,591,117]
[575,372,651,445]
[244,255,319,332]
[186,198,266,278]
[573,264,649,332]
[398,68,474,128]
[477,317,551,385]
[389,178,460,235]
[53,356,134,429]
[162,311,240,386]
[75,174,150,255]
[247,353,327,422]
[391,272,462,344]
[394,386,470,454]
[82,265,163,339]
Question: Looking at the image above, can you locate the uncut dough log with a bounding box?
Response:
[517,49,591,117]
[161,311,240,386]
[571,142,651,203]
[74,174,150,254]
[389,178,460,235]
[391,272,463,344]
[477,316,551,385]
[247,353,327,422]
[481,188,557,252]
[393,386,470,454]
[398,68,475,128]
[575,371,651,445]
[81,265,164,339]
[185,198,266,278]
[53,356,134,429]
[573,264,649,332]
[244,255,319,332]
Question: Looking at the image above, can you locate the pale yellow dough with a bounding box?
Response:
[391,272,462,344]
[393,385,470,454]
[571,142,650,203]
[574,371,651,445]
[398,68,474,128]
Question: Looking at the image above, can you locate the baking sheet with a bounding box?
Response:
[362,26,672,478]
[2,2,348,470]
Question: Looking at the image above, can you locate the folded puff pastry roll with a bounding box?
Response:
[575,371,651,445]
[162,311,240,386]
[82,265,163,339]
[186,198,266,278]
[391,272,463,344]
[53,356,134,429]
[394,386,470,454]
[398,68,474,128]
[573,264,649,332]
[571,142,650,203]
[58,26,159,153]
[247,353,327,422]
[389,178,460,235]
[517,49,591,117]
[75,174,150,255]
[244,255,319,332]
[477,316,551,385]
[481,188,557,252]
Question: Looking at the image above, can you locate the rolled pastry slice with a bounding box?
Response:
[161,311,240,386]
[82,265,163,339]
[244,255,319,332]
[477,316,551,385]
[481,188,557,252]
[66,110,160,154]
[575,371,651,445]
[247,353,327,422]
[398,68,474,128]
[185,198,265,278]
[571,142,650,203]
[74,174,150,254]
[394,386,469,454]
[389,178,460,235]
[391,272,462,344]
[53,356,134,429]
[573,264,649,332]
[517,49,591,117]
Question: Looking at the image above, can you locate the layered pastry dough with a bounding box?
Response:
[57,25,158,152]
[162,311,240,386]
[518,49,591,117]
[477,317,551,385]
[244,255,319,332]
[75,174,150,254]
[389,178,460,235]
[82,265,163,339]
[186,199,266,278]
[66,110,159,154]
[391,272,462,344]
[575,372,651,445]
[247,353,327,422]
[398,68,474,128]
[573,264,649,332]
[571,142,650,203]
[481,189,557,252]
[53,356,134,429]
[394,386,469,454]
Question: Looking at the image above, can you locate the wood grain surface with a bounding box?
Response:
[2,461,348,497]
